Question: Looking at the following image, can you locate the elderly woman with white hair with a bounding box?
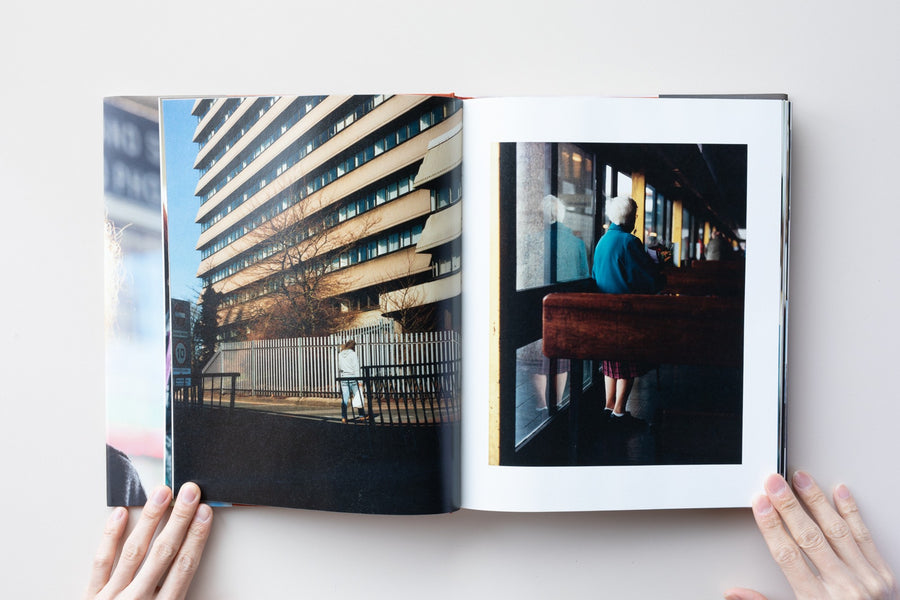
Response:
[591,195,664,429]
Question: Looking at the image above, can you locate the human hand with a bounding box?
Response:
[725,472,897,600]
[86,482,212,600]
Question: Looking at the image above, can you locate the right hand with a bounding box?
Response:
[725,472,896,600]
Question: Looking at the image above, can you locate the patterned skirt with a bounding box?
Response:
[602,359,652,380]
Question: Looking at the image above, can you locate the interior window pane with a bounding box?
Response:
[515,339,573,446]
[515,143,593,291]
[515,143,552,290]
[658,196,666,245]
[644,185,656,246]
[555,143,594,282]
[617,171,632,199]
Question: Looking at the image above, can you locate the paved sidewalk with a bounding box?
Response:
[201,393,375,423]
[194,391,456,426]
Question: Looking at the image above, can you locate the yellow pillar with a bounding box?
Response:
[631,172,646,242]
[489,143,501,465]
[672,200,683,267]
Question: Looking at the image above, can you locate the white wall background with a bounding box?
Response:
[1,1,898,598]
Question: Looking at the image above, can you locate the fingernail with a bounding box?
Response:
[151,486,170,506]
[194,504,212,523]
[764,474,788,496]
[792,470,813,490]
[836,484,851,500]
[110,507,127,522]
[753,494,774,515]
[179,483,198,504]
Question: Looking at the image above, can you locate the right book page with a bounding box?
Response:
[460,96,790,512]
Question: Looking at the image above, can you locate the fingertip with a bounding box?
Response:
[149,485,173,507]
[751,493,774,516]
[791,470,814,491]
[194,503,213,524]
[104,507,129,537]
[109,506,127,523]
[835,483,852,501]
[763,473,788,497]
[724,588,768,600]
[177,481,200,505]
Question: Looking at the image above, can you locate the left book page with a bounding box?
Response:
[158,95,462,514]
[104,97,168,506]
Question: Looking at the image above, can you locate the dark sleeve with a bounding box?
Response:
[624,237,664,293]
[107,444,148,507]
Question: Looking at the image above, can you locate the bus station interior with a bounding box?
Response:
[495,142,748,466]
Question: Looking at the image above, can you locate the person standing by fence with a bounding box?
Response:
[338,340,363,423]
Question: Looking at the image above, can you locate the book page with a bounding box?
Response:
[158,95,463,514]
[461,96,789,511]
[103,97,167,507]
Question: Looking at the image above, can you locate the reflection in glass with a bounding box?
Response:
[644,184,656,244]
[515,143,594,291]
[514,339,592,447]
[515,339,569,446]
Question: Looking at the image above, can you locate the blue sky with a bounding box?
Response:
[161,99,203,304]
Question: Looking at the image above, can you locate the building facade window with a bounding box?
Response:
[196,96,287,177]
[200,171,418,260]
[197,96,326,200]
[214,222,425,305]
[199,97,459,233]
[196,98,242,147]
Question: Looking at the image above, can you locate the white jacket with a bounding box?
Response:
[338,349,360,378]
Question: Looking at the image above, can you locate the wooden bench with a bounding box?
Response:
[541,292,744,462]
[661,262,745,297]
[542,293,744,367]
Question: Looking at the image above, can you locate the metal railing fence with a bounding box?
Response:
[173,372,241,408]
[201,322,460,398]
[356,360,461,426]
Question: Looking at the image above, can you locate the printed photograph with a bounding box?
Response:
[103,97,167,506]
[161,95,463,513]
[493,142,747,467]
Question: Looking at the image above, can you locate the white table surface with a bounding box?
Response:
[1,1,898,598]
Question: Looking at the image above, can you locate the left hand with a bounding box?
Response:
[85,482,212,600]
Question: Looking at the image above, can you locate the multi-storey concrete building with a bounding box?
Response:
[187,95,462,339]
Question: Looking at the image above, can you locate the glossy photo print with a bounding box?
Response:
[160,95,463,514]
[494,142,747,467]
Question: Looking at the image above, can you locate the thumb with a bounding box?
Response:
[724,588,769,600]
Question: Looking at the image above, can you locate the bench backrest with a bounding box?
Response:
[662,263,745,297]
[542,293,744,367]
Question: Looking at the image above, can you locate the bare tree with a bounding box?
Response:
[378,248,442,334]
[228,190,380,339]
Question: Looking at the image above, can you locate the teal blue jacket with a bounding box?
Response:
[591,223,663,294]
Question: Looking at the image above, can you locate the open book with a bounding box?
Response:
[104,94,790,514]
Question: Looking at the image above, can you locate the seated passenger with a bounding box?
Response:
[705,229,731,261]
[591,195,664,429]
